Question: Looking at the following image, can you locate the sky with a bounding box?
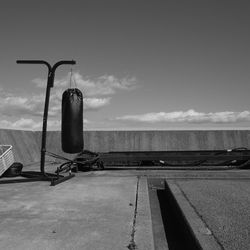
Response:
[0,0,250,131]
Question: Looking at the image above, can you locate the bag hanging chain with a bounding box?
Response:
[69,69,77,89]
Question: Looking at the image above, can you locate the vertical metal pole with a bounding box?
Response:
[40,70,54,174]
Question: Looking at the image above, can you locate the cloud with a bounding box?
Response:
[0,72,137,130]
[0,93,45,116]
[115,109,250,124]
[0,117,90,131]
[32,78,46,88]
[0,118,43,130]
[0,90,110,118]
[84,97,110,110]
[13,72,136,117]
[71,73,137,96]
[32,72,137,97]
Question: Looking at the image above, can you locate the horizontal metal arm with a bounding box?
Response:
[16,60,50,64]
[16,60,76,72]
[51,60,76,72]
[16,60,52,70]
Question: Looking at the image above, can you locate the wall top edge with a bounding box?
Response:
[1,129,250,133]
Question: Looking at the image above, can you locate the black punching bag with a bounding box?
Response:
[61,88,83,153]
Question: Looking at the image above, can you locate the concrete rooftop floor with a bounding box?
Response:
[0,166,249,250]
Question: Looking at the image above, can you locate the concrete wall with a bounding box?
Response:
[36,131,78,160]
[1,129,250,165]
[83,130,250,152]
[38,130,250,155]
[0,129,40,165]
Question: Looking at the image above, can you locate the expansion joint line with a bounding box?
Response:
[127,176,140,250]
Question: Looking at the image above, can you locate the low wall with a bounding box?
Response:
[1,129,250,165]
[0,129,40,165]
[83,130,250,152]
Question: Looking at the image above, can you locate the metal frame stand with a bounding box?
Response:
[16,60,76,186]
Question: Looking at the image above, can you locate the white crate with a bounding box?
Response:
[0,145,14,176]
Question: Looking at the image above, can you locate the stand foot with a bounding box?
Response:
[50,173,75,186]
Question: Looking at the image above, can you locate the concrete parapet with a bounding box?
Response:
[0,129,40,165]
[0,129,250,165]
[83,130,250,152]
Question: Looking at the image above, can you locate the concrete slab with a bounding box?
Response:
[147,179,169,250]
[169,176,250,250]
[1,167,250,250]
[166,181,221,250]
[0,172,141,250]
[134,177,154,250]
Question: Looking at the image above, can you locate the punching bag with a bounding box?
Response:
[61,88,83,153]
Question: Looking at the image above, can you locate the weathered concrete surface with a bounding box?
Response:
[0,129,40,165]
[148,179,169,250]
[0,168,250,249]
[1,129,250,165]
[38,130,250,155]
[1,128,250,249]
[81,130,250,152]
[0,170,145,250]
[170,177,250,250]
[135,177,154,250]
[39,130,250,156]
[167,182,221,250]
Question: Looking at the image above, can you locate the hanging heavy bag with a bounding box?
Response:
[61,88,83,153]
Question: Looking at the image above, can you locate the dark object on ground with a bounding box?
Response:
[74,150,101,171]
[2,162,23,177]
[140,160,155,166]
[52,150,101,174]
[61,88,83,153]
[99,149,250,169]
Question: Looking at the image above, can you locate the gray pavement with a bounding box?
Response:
[0,168,250,250]
[173,178,250,250]
[0,171,144,250]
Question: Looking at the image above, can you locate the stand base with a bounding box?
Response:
[0,171,75,186]
[21,171,75,186]
[50,173,75,186]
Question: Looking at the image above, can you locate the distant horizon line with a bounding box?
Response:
[1,128,250,132]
